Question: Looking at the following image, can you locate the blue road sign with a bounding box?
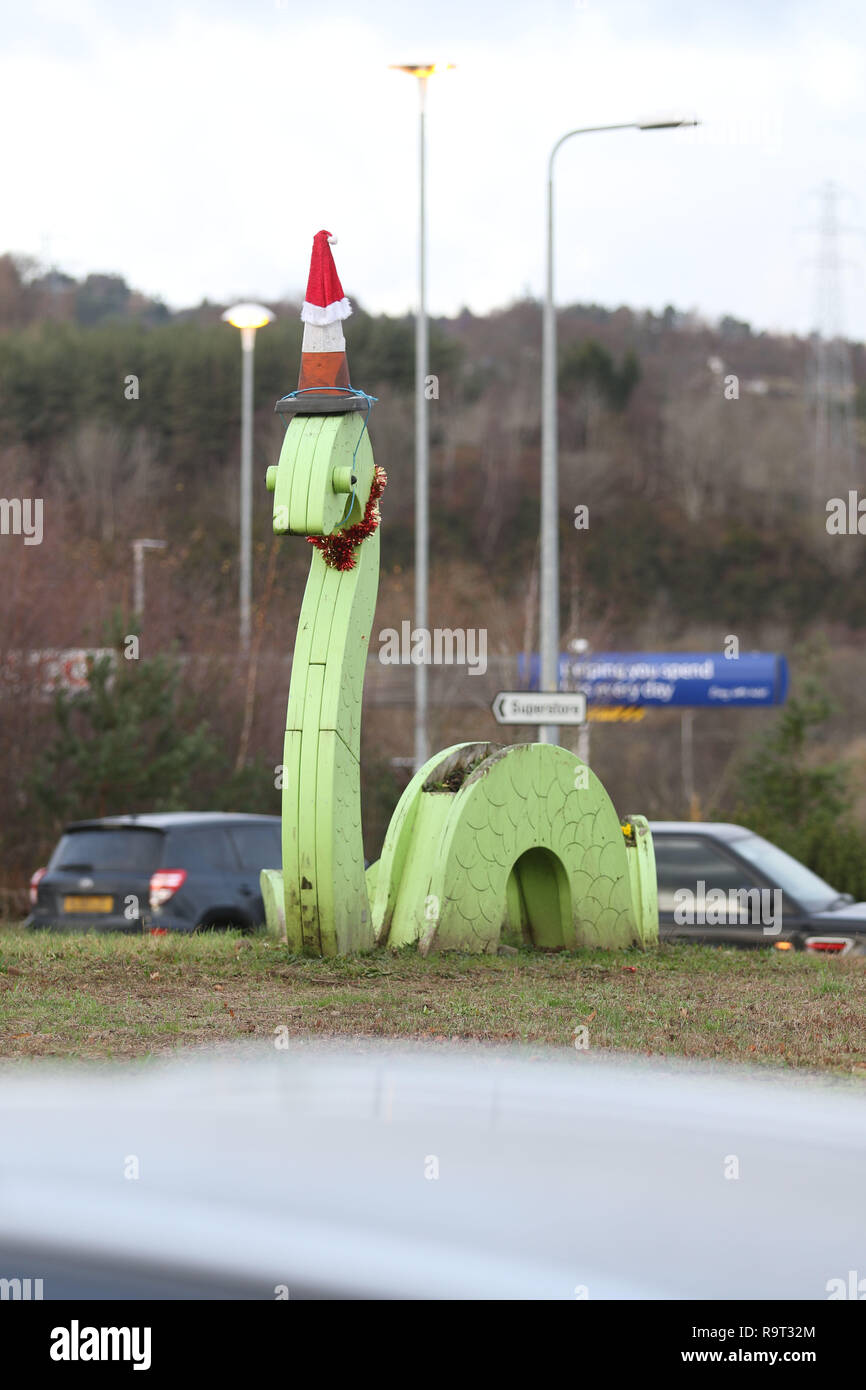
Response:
[518,652,788,708]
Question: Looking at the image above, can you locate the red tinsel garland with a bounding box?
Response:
[307,466,388,571]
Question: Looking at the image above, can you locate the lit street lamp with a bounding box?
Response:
[222,301,275,655]
[539,115,699,748]
[390,62,455,769]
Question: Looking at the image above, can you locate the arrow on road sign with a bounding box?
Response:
[492,691,587,726]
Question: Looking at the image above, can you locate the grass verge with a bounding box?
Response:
[1,925,866,1072]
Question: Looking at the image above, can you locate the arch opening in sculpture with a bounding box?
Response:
[505,846,571,950]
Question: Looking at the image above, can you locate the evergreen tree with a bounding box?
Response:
[735,680,866,899]
[30,641,217,830]
[737,683,849,836]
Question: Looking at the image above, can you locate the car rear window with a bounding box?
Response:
[49,829,164,873]
[163,827,238,871]
[229,823,282,871]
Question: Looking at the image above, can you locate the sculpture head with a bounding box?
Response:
[268,411,375,538]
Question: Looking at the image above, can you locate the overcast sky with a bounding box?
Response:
[3,0,866,337]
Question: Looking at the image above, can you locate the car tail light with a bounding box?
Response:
[29,867,47,907]
[804,937,853,955]
[149,869,187,910]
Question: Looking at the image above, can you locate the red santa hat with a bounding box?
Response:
[301,230,352,326]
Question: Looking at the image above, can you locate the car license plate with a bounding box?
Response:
[63,895,113,914]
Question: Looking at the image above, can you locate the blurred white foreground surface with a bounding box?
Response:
[0,1044,863,1299]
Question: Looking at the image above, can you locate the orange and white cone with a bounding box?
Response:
[298,230,352,396]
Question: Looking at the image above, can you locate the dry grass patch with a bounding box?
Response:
[1,925,865,1073]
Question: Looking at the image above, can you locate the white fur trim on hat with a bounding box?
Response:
[300,297,353,326]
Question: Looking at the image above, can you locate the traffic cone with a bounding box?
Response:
[298,230,352,395]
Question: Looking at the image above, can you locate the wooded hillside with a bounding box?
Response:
[2,252,864,908]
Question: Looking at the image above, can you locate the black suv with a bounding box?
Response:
[651,821,866,955]
[26,813,282,934]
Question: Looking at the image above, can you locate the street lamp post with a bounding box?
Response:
[131,538,166,621]
[222,302,275,655]
[539,116,698,748]
[391,63,454,769]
